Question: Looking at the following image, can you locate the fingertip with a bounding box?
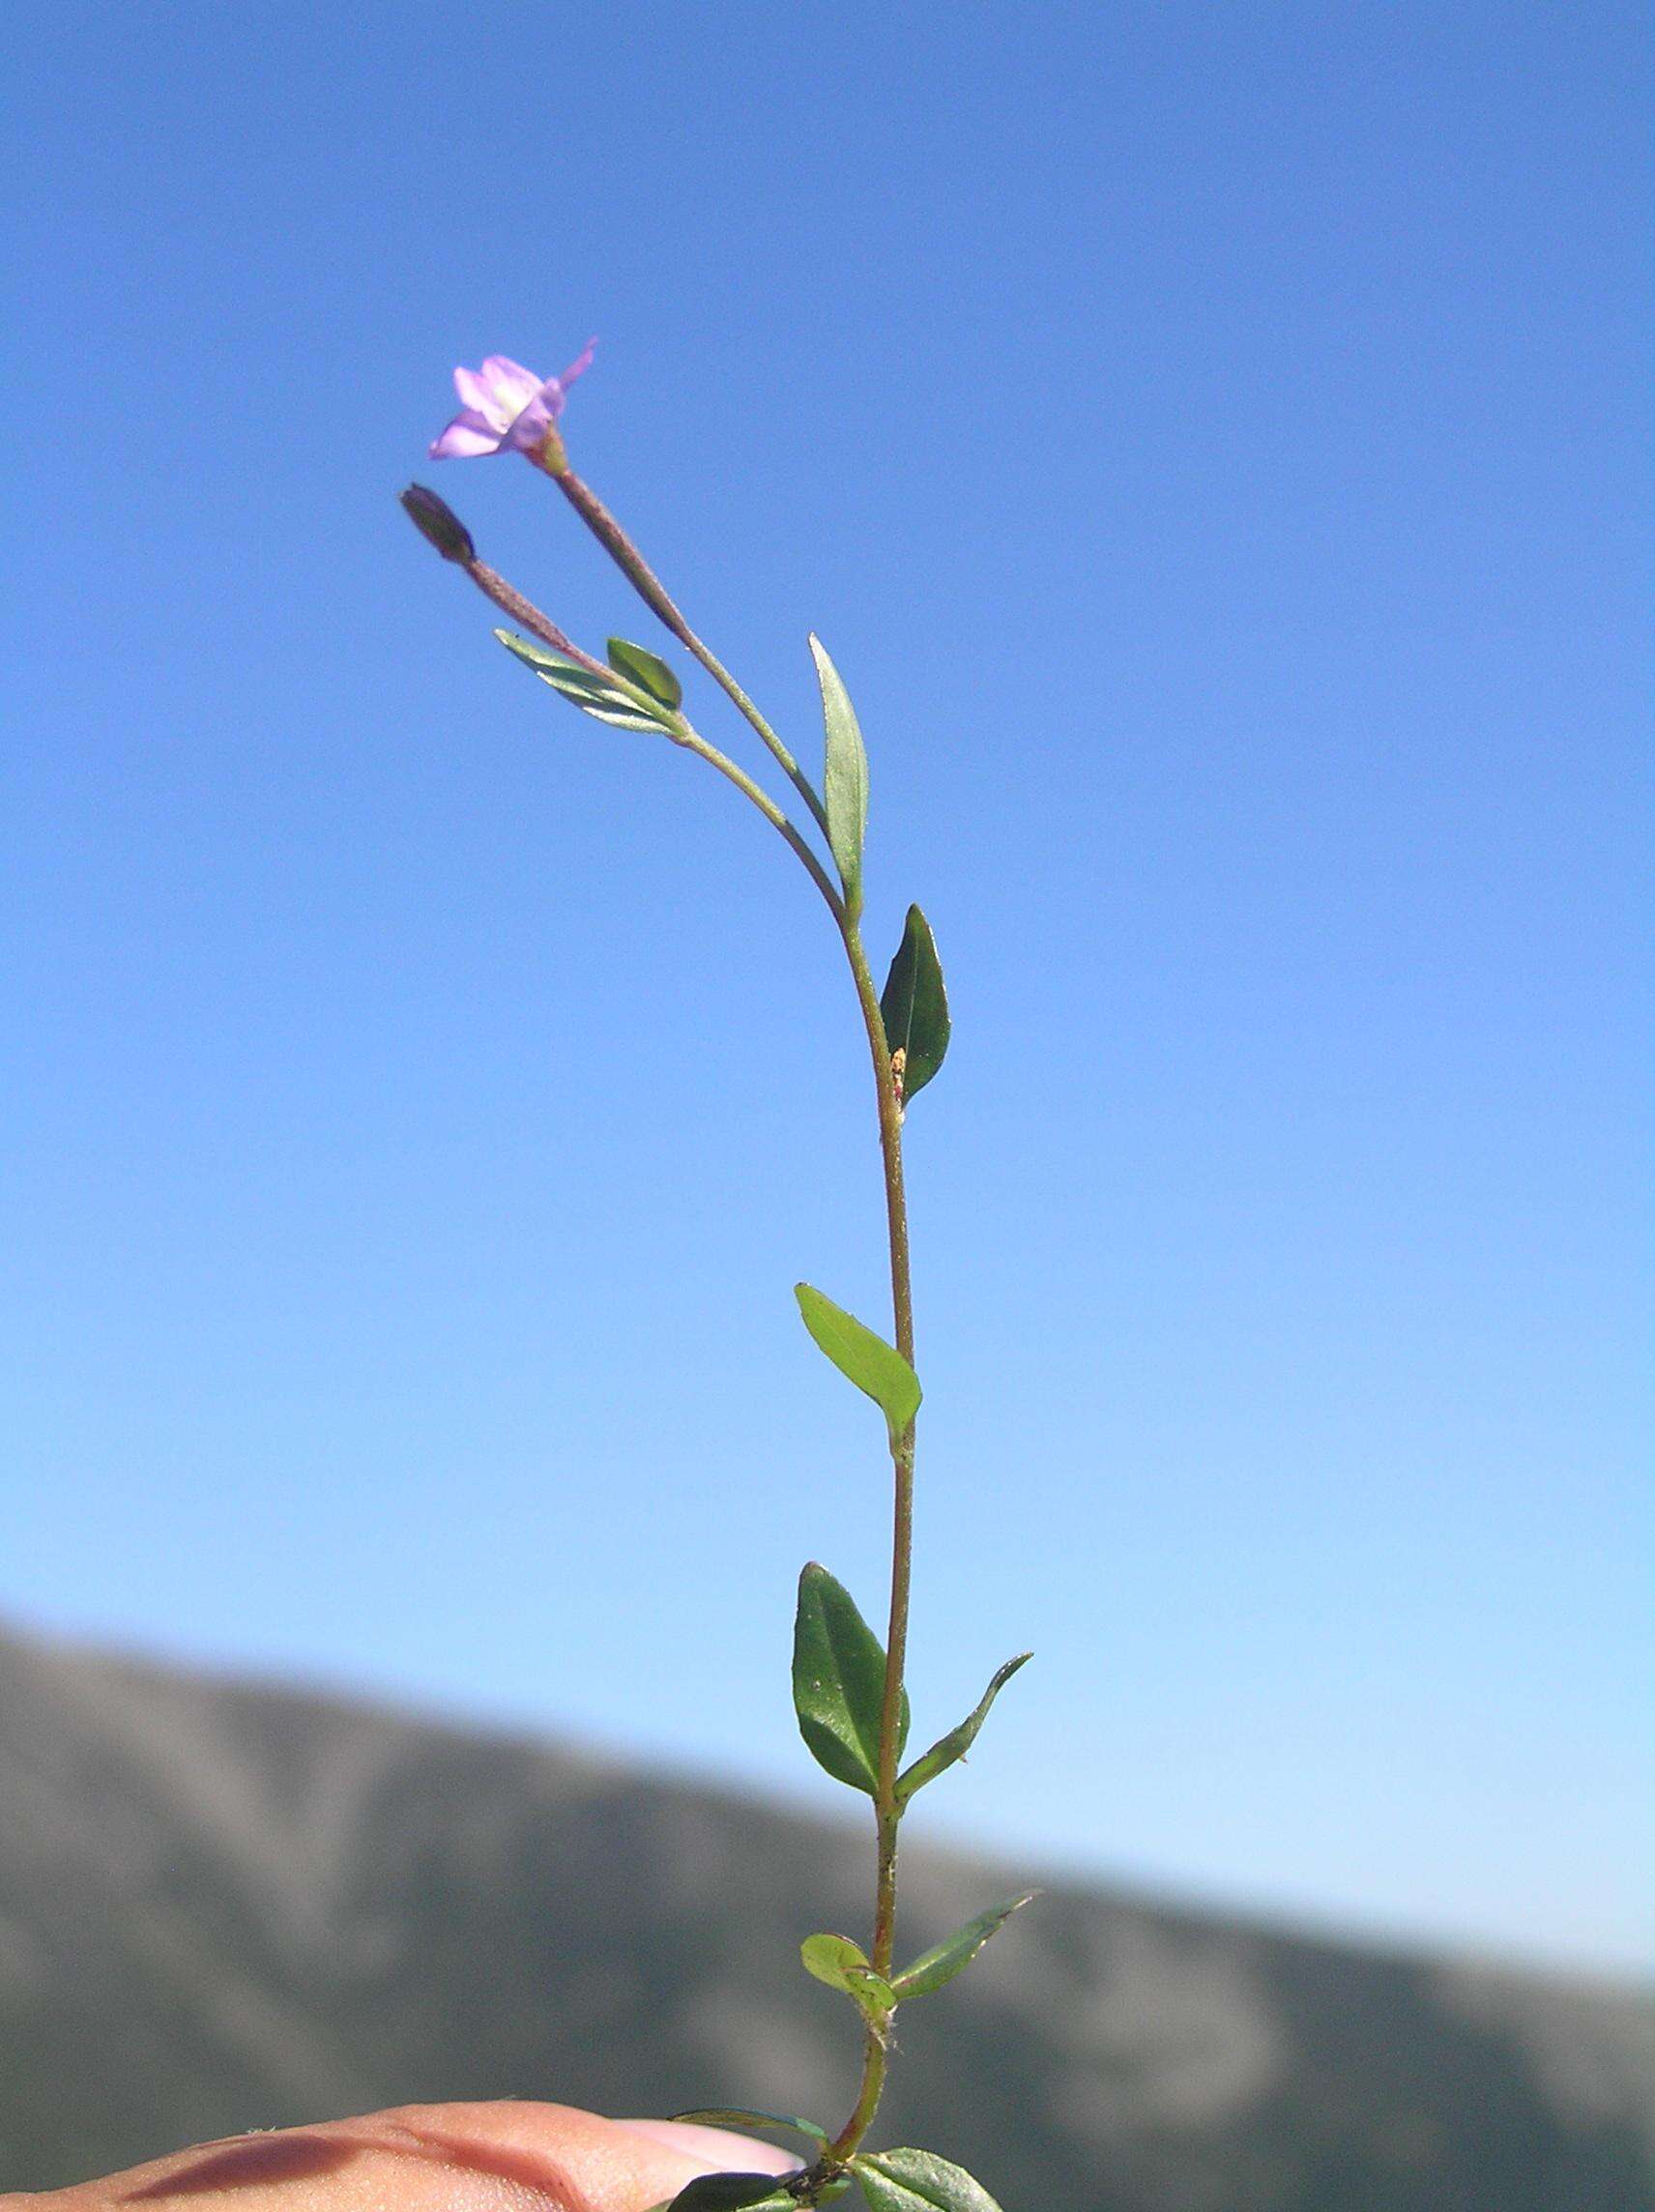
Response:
[363,2103,726,2207]
[612,2122,802,2177]
[22,2103,777,2212]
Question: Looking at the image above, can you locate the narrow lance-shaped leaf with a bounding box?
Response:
[495,629,671,733]
[809,634,869,919]
[670,2110,828,2149]
[888,1892,1036,2001]
[794,1283,920,1449]
[852,2148,1004,2212]
[607,635,683,709]
[880,905,950,1105]
[664,2175,797,2212]
[895,1652,1031,1806]
[792,1564,910,1793]
[494,630,602,689]
[497,641,641,708]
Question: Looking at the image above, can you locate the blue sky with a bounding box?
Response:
[6,3,1648,1972]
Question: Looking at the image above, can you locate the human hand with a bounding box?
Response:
[10,2102,802,2212]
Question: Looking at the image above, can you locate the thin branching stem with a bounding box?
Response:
[826,925,914,2164]
[545,463,835,845]
[459,555,845,928]
[464,560,613,682]
[425,483,914,2185]
[671,715,846,924]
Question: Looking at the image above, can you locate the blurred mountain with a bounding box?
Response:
[0,1623,1649,2208]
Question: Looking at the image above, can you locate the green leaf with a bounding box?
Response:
[495,629,669,732]
[794,1284,920,1448]
[879,905,950,1106]
[607,636,683,710]
[665,2175,797,2212]
[578,699,673,731]
[809,634,869,918]
[791,1565,910,1792]
[800,1936,895,2029]
[494,629,594,687]
[888,1892,1036,2000]
[895,1653,1031,1806]
[799,1931,870,1989]
[670,2110,828,2148]
[852,2148,1003,2212]
[844,1963,898,2019]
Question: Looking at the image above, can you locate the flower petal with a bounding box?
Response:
[532,338,598,423]
[558,336,597,392]
[501,392,556,451]
[453,365,508,422]
[479,356,546,416]
[429,411,505,459]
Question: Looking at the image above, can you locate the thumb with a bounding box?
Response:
[611,2121,801,2178]
[20,2101,800,2212]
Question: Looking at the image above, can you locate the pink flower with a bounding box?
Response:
[428,342,595,460]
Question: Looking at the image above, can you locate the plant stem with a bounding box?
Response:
[647,727,911,2168]
[548,465,834,844]
[460,483,916,2171]
[670,716,846,924]
[456,553,846,928]
[463,559,615,682]
[827,922,915,2164]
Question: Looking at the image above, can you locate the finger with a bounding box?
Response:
[612,2122,801,2176]
[20,2100,781,2212]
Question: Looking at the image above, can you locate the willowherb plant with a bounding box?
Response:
[401,345,1031,2212]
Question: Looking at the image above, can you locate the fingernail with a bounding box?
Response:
[612,2121,801,2176]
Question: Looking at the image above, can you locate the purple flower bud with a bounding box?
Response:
[400,483,476,565]
[428,342,595,462]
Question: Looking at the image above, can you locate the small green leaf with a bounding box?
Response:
[809,634,869,919]
[666,2175,797,2212]
[537,663,627,702]
[792,1564,911,1793]
[493,629,587,684]
[844,1963,898,2018]
[895,1653,1031,1806]
[800,1937,895,2031]
[852,2148,1003,2212]
[880,906,950,1105]
[495,629,669,732]
[575,698,672,731]
[800,1931,870,1989]
[794,1284,920,1448]
[607,636,683,710]
[889,1892,1036,2000]
[670,2110,828,2148]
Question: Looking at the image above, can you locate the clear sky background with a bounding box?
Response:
[6,3,1648,1974]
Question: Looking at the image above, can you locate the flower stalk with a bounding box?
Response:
[547,462,833,845]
